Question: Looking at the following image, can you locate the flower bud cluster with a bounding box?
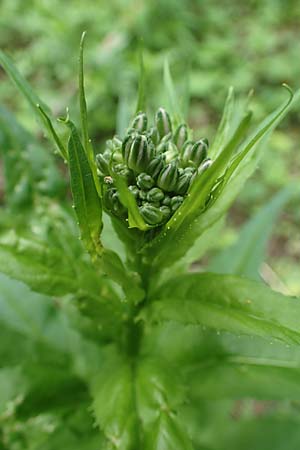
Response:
[96,108,212,226]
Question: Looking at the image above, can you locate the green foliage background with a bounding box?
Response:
[1,0,299,294]
[0,1,300,449]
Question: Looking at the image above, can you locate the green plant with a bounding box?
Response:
[1,37,300,449]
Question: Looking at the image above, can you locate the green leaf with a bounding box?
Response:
[210,184,300,279]
[112,172,150,230]
[143,87,297,271]
[102,249,145,304]
[91,348,140,449]
[137,359,194,450]
[209,86,235,158]
[0,233,78,296]
[0,50,67,160]
[63,118,103,260]
[147,273,300,345]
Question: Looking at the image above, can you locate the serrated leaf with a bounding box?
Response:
[102,249,145,304]
[137,359,194,450]
[91,348,140,449]
[210,184,300,279]
[63,119,103,260]
[147,273,300,345]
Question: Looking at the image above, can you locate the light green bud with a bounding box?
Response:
[136,173,155,190]
[131,112,148,132]
[174,124,188,150]
[155,107,172,139]
[157,161,179,192]
[147,187,164,202]
[139,204,164,225]
[170,195,184,212]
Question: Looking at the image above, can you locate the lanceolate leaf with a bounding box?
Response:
[209,86,235,158]
[63,119,103,260]
[148,273,300,345]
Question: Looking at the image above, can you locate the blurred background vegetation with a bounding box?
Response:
[0,0,299,294]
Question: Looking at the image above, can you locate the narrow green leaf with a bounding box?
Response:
[62,118,103,260]
[113,173,150,230]
[79,31,89,154]
[210,184,300,279]
[210,86,235,158]
[148,273,300,345]
[37,104,68,161]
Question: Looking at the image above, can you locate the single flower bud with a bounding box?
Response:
[170,195,184,212]
[175,172,192,195]
[136,173,155,190]
[147,155,165,180]
[189,139,209,167]
[126,135,154,173]
[190,158,213,185]
[181,140,194,167]
[174,124,188,150]
[96,152,111,176]
[131,112,148,132]
[155,107,172,139]
[114,163,134,183]
[139,204,164,225]
[157,161,179,192]
[139,189,148,200]
[147,187,164,202]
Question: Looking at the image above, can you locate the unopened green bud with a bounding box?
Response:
[139,190,148,200]
[147,155,165,180]
[199,158,213,172]
[157,161,179,192]
[190,159,213,185]
[131,112,148,132]
[147,127,159,145]
[96,152,111,176]
[162,195,171,206]
[170,195,184,212]
[155,107,172,139]
[147,187,164,202]
[175,172,192,195]
[160,205,171,221]
[189,139,209,167]
[139,204,164,225]
[181,141,194,167]
[136,173,155,190]
[126,135,154,173]
[174,124,188,150]
[128,185,139,198]
[184,166,196,175]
